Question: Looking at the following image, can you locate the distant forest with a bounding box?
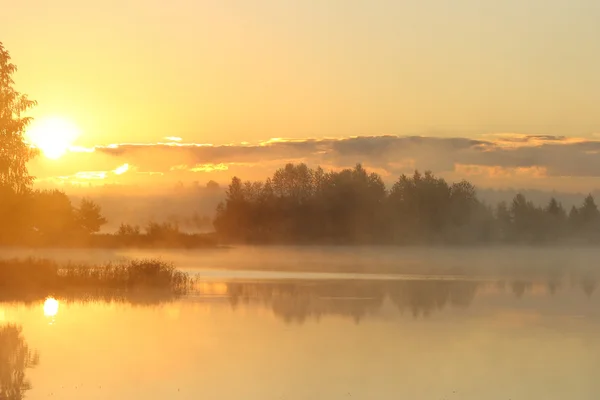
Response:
[214,163,600,245]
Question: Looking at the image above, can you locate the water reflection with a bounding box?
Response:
[222,272,597,323]
[387,280,477,318]
[0,325,38,400]
[581,274,597,297]
[0,262,597,400]
[226,280,479,322]
[0,289,182,308]
[43,298,59,318]
[0,269,597,326]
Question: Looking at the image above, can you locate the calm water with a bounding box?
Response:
[1,247,600,399]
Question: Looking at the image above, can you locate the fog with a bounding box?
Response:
[68,182,224,233]
[2,245,598,279]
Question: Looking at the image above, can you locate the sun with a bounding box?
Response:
[26,116,80,159]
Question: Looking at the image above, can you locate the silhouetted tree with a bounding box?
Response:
[576,194,600,240]
[206,180,220,191]
[388,171,449,242]
[321,164,386,242]
[449,180,477,225]
[568,205,580,232]
[145,221,180,243]
[579,194,600,220]
[0,43,38,245]
[510,193,545,242]
[544,197,567,240]
[0,42,37,194]
[495,201,512,242]
[272,163,314,201]
[117,223,141,236]
[76,198,107,234]
[29,190,78,241]
[213,177,251,240]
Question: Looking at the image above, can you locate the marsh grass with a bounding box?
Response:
[0,258,192,302]
[59,259,191,292]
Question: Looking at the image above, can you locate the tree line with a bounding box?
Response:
[0,188,107,245]
[214,163,600,244]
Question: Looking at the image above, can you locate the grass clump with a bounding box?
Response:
[0,258,191,298]
[59,258,190,292]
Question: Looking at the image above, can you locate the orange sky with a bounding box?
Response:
[4,0,600,191]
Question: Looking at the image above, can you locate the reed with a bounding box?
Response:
[0,258,191,295]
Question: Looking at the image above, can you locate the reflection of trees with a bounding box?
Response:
[226,272,600,323]
[581,275,597,297]
[510,281,532,298]
[546,279,562,295]
[0,270,597,328]
[228,282,385,323]
[0,325,38,400]
[227,280,479,323]
[387,280,478,318]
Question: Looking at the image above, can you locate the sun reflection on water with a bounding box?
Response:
[43,297,59,318]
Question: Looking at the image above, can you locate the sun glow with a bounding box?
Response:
[43,297,60,317]
[114,163,130,175]
[26,116,80,159]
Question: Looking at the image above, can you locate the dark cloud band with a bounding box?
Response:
[92,134,598,177]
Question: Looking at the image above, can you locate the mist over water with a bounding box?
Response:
[1,246,599,399]
[2,245,599,277]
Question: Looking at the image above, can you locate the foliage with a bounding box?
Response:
[0,190,108,245]
[214,163,600,244]
[206,180,220,190]
[105,222,217,248]
[145,221,180,241]
[0,42,38,194]
[117,223,141,236]
[76,198,108,234]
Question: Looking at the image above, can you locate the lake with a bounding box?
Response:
[1,246,599,399]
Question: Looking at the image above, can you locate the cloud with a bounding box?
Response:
[91,134,600,177]
[454,164,548,179]
[189,163,229,173]
[35,163,132,186]
[74,171,107,180]
[29,134,600,192]
[170,163,229,173]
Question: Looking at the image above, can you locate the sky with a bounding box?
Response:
[4,0,600,192]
